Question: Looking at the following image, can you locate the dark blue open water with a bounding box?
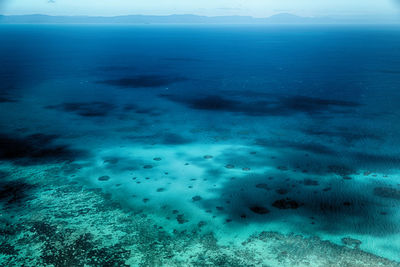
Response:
[1,25,400,266]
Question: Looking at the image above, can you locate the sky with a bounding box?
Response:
[0,0,399,19]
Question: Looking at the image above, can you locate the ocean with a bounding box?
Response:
[1,24,400,266]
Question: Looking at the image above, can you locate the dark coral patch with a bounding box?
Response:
[272,199,302,210]
[0,242,17,255]
[46,102,115,117]
[187,95,240,111]
[303,179,319,186]
[98,176,110,181]
[373,187,400,200]
[276,188,289,195]
[249,206,270,215]
[327,165,356,177]
[341,237,362,249]
[162,94,359,117]
[176,214,188,224]
[0,96,17,103]
[192,196,202,202]
[161,133,192,145]
[97,75,187,88]
[303,127,382,145]
[0,179,36,205]
[343,201,352,206]
[0,133,87,166]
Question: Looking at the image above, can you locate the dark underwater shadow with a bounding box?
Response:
[46,102,116,117]
[161,93,361,117]
[124,132,193,145]
[255,137,400,175]
[0,133,88,166]
[189,138,400,236]
[199,170,400,236]
[97,75,188,89]
[0,178,37,208]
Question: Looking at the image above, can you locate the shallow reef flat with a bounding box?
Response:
[0,164,399,267]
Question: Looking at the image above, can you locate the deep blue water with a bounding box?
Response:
[1,25,400,264]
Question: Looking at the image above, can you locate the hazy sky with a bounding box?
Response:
[0,0,399,18]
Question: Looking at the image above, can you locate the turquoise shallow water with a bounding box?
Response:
[1,24,400,266]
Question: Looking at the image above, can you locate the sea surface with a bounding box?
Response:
[1,24,400,266]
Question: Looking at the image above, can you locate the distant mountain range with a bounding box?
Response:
[0,13,339,24]
[0,13,398,24]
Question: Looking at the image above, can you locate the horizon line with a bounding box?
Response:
[0,13,399,25]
